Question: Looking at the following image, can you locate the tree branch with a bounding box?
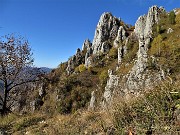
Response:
[0,95,3,102]
[8,79,40,92]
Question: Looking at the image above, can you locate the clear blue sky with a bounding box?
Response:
[0,0,179,68]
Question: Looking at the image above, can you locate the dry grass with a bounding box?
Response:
[109,79,180,134]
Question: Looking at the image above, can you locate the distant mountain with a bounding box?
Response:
[39,67,52,74]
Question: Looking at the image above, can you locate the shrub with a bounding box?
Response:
[99,70,108,84]
[78,64,86,73]
[74,66,80,73]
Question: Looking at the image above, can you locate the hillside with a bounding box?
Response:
[0,6,180,135]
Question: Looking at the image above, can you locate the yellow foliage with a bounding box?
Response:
[78,64,86,73]
[99,70,108,84]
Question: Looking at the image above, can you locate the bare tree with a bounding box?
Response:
[0,34,42,115]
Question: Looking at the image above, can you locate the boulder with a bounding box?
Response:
[167,28,173,34]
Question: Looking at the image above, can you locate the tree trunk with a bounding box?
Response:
[1,82,9,115]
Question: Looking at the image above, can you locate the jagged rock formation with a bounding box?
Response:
[125,5,165,91]
[88,91,96,111]
[82,39,92,51]
[63,6,173,110]
[118,45,127,64]
[92,12,121,54]
[96,5,167,109]
[102,70,119,108]
[66,12,129,72]
[83,40,93,68]
[114,26,127,48]
[66,48,84,75]
[66,56,76,75]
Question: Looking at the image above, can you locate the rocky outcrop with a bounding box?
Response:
[92,12,121,54]
[66,48,84,75]
[83,40,93,68]
[114,26,127,48]
[66,56,76,75]
[88,91,96,111]
[82,39,92,51]
[167,28,173,34]
[0,129,5,135]
[102,70,119,108]
[118,45,127,64]
[125,5,165,91]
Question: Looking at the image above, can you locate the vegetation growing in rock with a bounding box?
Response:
[169,10,176,24]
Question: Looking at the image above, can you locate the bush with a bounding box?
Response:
[78,64,86,73]
[99,70,108,84]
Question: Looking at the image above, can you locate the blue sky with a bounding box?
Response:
[0,0,179,68]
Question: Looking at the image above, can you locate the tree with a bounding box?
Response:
[169,11,176,24]
[0,34,42,115]
[150,34,163,56]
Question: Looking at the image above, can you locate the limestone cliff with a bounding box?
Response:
[125,5,165,91]
[98,6,167,108]
[92,12,121,54]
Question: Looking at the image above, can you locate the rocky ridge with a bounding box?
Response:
[65,5,172,109]
[94,6,167,108]
[125,6,165,91]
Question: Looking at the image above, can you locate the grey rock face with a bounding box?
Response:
[114,26,127,48]
[39,85,45,97]
[83,40,93,68]
[118,45,127,64]
[88,91,96,111]
[167,28,173,34]
[30,97,43,112]
[85,57,93,68]
[66,48,84,75]
[102,70,119,108]
[126,5,165,91]
[66,56,76,75]
[82,39,92,51]
[92,12,121,54]
[0,129,5,135]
